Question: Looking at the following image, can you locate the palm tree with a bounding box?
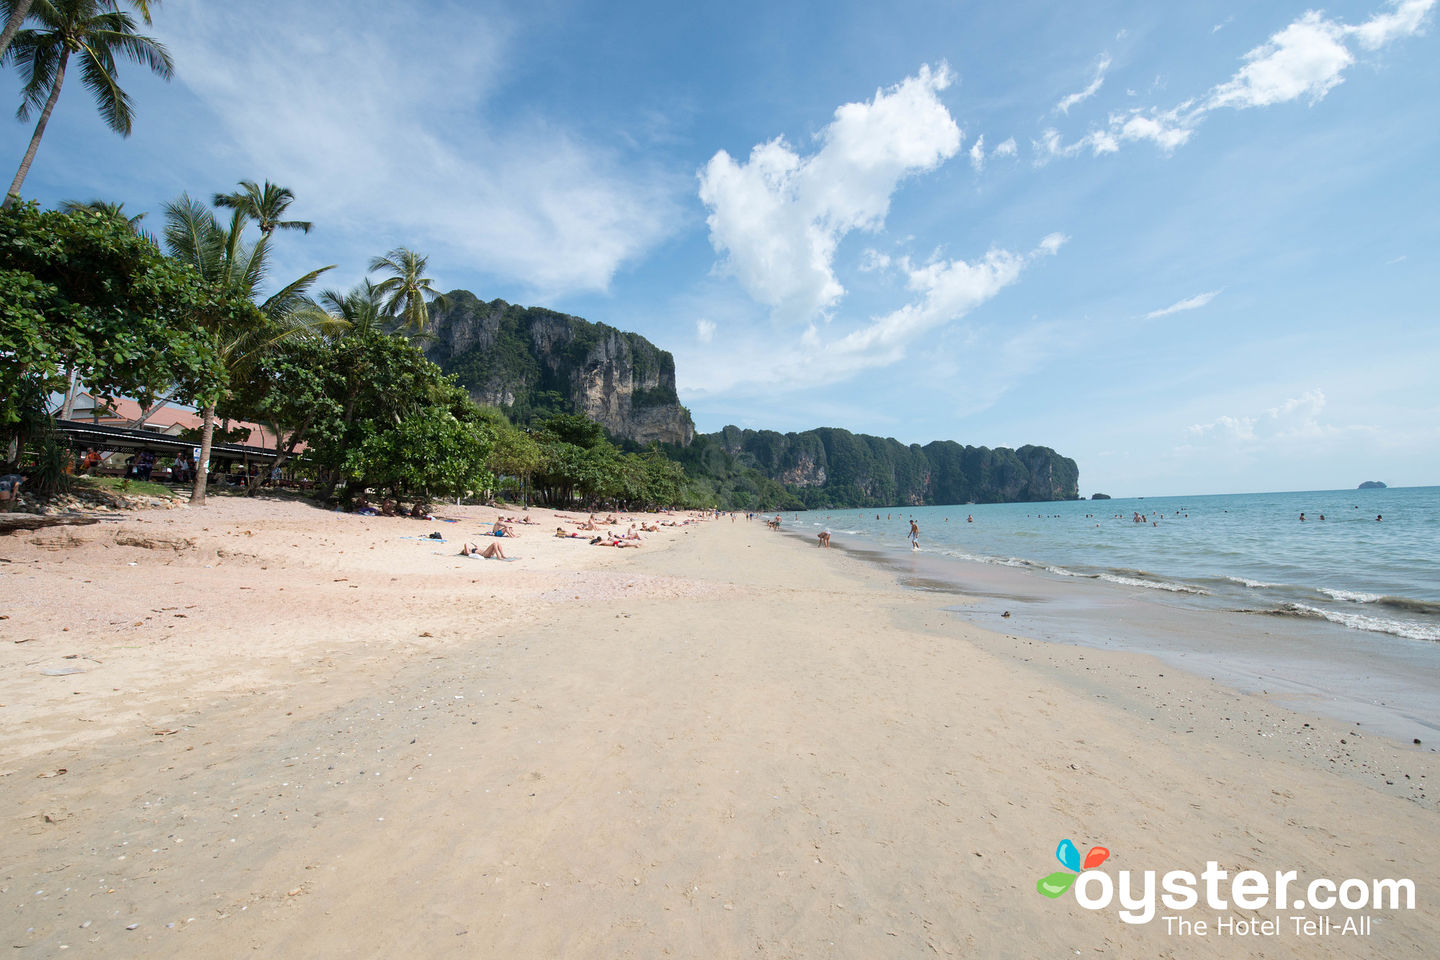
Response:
[60,197,146,230]
[2,0,172,209]
[0,2,37,61]
[162,193,334,505]
[369,246,449,334]
[213,179,312,236]
[1,0,158,75]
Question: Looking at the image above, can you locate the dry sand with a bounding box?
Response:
[2,498,1437,958]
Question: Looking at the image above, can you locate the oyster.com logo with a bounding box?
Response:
[1037,838,1110,898]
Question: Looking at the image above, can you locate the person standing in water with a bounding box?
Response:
[909,518,920,550]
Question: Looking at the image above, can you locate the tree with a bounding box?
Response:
[0,201,224,461]
[162,191,333,504]
[0,2,36,63]
[476,407,541,504]
[2,0,172,209]
[59,198,145,231]
[343,406,494,502]
[369,246,447,334]
[1,0,159,78]
[50,197,150,416]
[213,179,312,236]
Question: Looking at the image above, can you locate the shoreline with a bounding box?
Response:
[3,503,1438,956]
[781,520,1440,746]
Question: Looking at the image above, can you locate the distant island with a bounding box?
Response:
[1358,481,1388,490]
[1091,493,1111,500]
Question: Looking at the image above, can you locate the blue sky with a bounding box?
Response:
[4,0,1437,496]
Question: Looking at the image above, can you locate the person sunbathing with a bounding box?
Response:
[575,519,600,531]
[459,541,508,559]
[589,535,639,548]
[492,520,516,537]
[555,527,583,539]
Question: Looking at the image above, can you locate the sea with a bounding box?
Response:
[784,485,1440,739]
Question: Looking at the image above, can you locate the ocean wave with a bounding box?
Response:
[1260,603,1440,642]
[1098,573,1208,595]
[1315,589,1440,615]
[1319,588,1383,604]
[1227,576,1280,589]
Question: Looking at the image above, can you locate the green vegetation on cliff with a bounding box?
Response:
[666,426,1078,510]
[425,291,693,444]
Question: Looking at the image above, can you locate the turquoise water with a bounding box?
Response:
[795,486,1440,643]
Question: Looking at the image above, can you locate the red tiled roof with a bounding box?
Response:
[66,394,286,451]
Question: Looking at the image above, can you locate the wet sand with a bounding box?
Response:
[822,534,1440,744]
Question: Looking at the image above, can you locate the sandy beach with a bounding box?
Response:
[3,499,1437,958]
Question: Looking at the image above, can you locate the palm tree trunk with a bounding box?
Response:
[4,48,66,210]
[191,401,216,506]
[0,0,34,62]
[59,365,78,419]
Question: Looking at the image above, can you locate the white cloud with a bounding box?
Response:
[680,232,1064,395]
[697,64,962,323]
[696,318,716,343]
[1143,289,1220,319]
[972,135,1019,172]
[857,248,893,272]
[1186,389,1370,445]
[1206,11,1355,110]
[1038,1,1435,161]
[162,1,682,297]
[1349,0,1436,49]
[1055,54,1112,114]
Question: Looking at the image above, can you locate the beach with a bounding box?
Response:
[3,501,1438,958]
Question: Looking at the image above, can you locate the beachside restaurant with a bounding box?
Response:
[52,419,291,488]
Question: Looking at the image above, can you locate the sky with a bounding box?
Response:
[3,0,1438,497]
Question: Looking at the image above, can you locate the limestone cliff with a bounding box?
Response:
[671,425,1079,507]
[425,291,694,445]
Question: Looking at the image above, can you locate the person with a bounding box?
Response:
[411,502,433,519]
[492,519,516,537]
[459,541,508,559]
[1299,513,1306,522]
[0,472,23,512]
[171,454,188,484]
[909,518,920,550]
[817,530,831,548]
[590,535,639,548]
[1376,515,1383,522]
[136,449,155,481]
